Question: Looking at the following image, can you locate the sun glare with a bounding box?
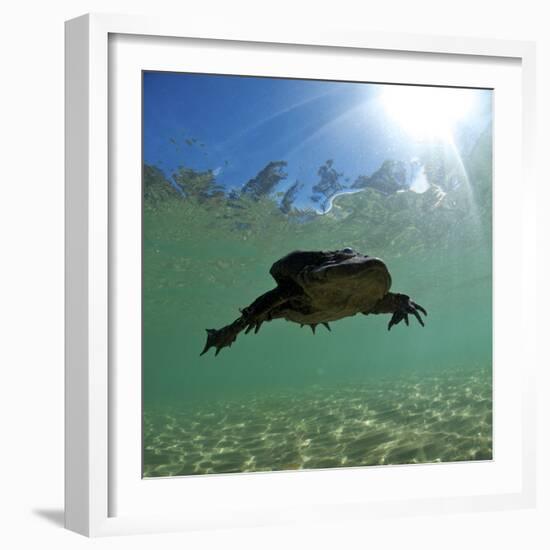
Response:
[380,85,475,140]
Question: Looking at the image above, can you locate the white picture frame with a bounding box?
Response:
[65,13,537,537]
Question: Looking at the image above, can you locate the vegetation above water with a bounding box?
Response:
[143,129,491,287]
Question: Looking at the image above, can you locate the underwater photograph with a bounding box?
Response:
[142,71,493,477]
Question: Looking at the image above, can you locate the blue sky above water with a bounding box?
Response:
[143,71,492,204]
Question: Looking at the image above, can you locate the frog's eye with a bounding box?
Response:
[342,247,354,254]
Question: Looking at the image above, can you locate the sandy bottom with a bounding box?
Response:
[143,367,492,477]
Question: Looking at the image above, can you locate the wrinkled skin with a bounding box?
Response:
[201,248,427,356]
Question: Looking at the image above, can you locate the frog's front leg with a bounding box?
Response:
[370,292,427,331]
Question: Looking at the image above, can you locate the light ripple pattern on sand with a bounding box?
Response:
[143,366,492,477]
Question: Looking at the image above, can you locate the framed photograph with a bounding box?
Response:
[65,13,537,537]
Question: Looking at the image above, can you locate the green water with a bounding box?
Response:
[142,138,492,477]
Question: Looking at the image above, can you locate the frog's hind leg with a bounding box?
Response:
[239,287,291,322]
[200,317,247,357]
[200,287,293,356]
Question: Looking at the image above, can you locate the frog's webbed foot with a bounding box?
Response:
[387,294,427,331]
[200,317,247,356]
[200,308,270,357]
[201,287,293,356]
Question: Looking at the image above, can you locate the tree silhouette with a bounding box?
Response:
[241,161,288,200]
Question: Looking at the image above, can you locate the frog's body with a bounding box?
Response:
[201,248,427,356]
